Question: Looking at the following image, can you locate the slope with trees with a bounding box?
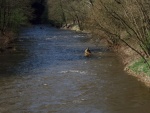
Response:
[0,0,32,51]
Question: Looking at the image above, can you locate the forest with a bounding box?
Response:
[0,0,150,75]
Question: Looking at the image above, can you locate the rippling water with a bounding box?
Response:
[0,25,150,113]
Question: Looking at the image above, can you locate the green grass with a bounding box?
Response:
[129,58,150,76]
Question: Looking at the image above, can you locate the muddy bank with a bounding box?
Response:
[62,24,89,33]
[125,68,150,87]
[115,45,150,87]
[0,31,17,53]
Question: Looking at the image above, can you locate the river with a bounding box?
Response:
[0,25,150,113]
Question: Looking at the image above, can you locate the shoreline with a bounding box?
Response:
[125,67,150,87]
[0,31,17,53]
[114,44,150,87]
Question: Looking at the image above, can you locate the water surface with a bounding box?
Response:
[0,25,150,113]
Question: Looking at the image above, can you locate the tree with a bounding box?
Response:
[0,0,32,34]
[47,0,88,29]
[86,0,150,67]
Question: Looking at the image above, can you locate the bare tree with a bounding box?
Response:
[85,0,150,67]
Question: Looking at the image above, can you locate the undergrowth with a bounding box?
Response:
[129,58,150,76]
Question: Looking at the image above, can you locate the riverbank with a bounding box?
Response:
[0,31,17,53]
[114,44,150,87]
[62,24,80,31]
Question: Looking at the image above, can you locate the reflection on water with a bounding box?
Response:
[0,25,150,113]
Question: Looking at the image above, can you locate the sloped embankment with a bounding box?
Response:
[0,31,17,53]
[116,45,150,87]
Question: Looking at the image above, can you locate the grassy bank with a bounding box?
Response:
[110,42,150,87]
[126,58,150,87]
[129,59,150,76]
[121,48,150,87]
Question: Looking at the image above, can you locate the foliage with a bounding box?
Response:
[47,0,88,29]
[84,0,150,68]
[0,0,32,34]
[11,9,28,29]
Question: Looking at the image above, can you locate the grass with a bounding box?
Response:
[129,58,150,76]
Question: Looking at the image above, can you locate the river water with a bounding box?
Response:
[0,25,150,113]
